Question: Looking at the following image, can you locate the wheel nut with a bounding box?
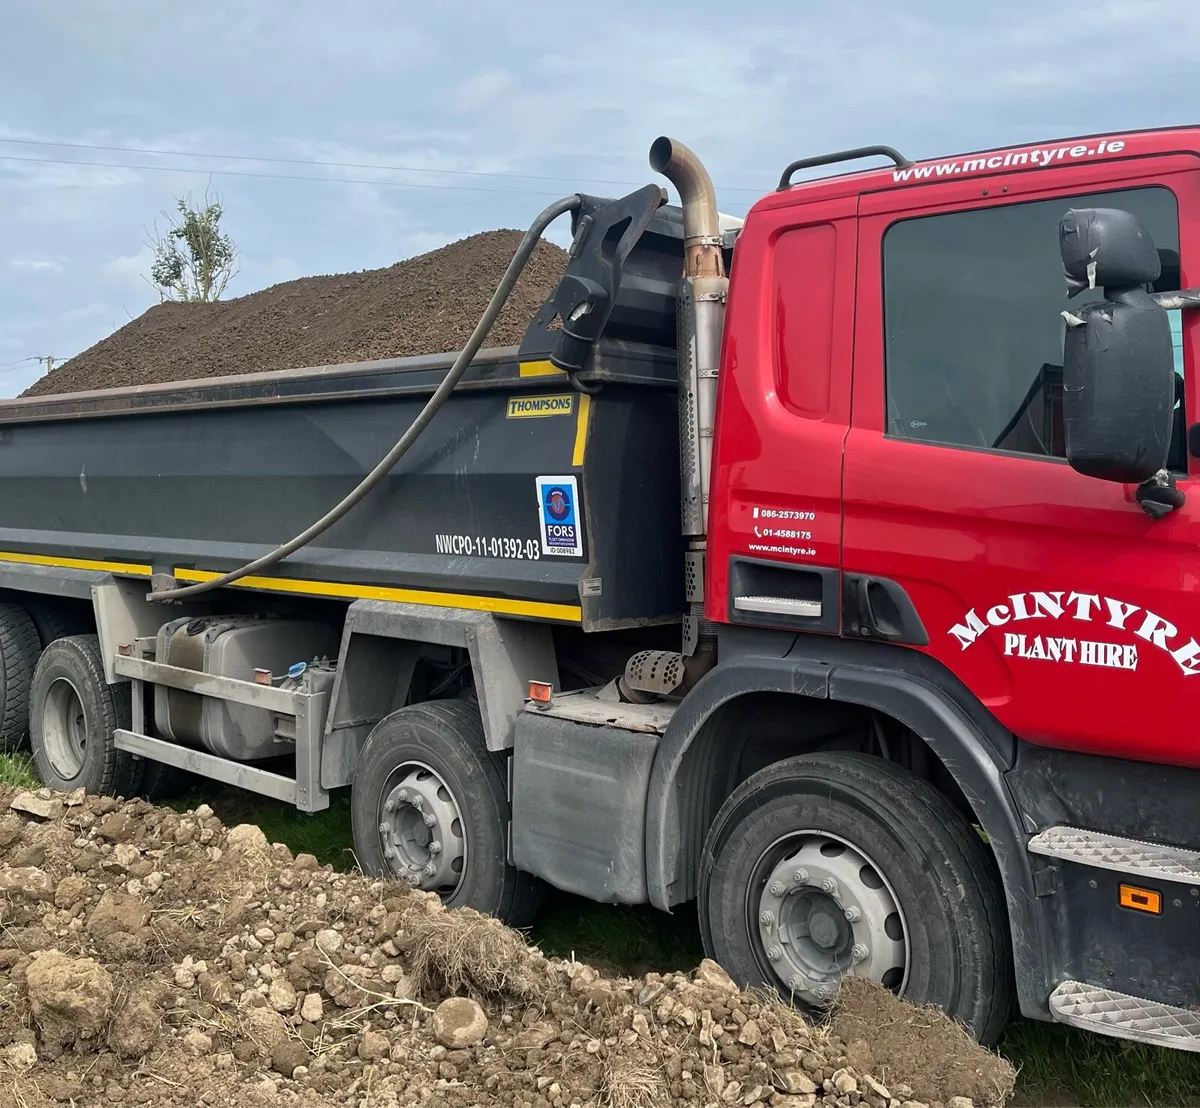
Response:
[787,974,805,991]
[767,946,783,962]
[378,822,389,835]
[429,840,442,856]
[792,869,809,885]
[759,910,775,927]
[816,984,835,1001]
[411,795,424,810]
[382,847,395,860]
[423,813,437,827]
[383,797,397,813]
[769,881,786,897]
[821,878,838,895]
[844,906,861,922]
[852,943,869,963]
[405,874,421,887]
[424,862,437,877]
[397,789,409,802]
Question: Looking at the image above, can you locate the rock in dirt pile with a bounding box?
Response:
[0,784,1016,1107]
[21,230,569,397]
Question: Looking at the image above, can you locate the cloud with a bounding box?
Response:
[8,259,64,273]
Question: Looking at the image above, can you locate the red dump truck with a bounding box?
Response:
[0,127,1197,1051]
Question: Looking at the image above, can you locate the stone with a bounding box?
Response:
[300,992,324,1023]
[737,1019,761,1046]
[947,1100,975,1108]
[2,1041,37,1072]
[225,824,269,855]
[314,929,342,956]
[0,866,53,901]
[774,1097,817,1108]
[862,1075,892,1100]
[108,987,162,1058]
[268,978,297,1013]
[87,890,149,938]
[110,843,141,871]
[432,997,488,1049]
[10,793,63,821]
[271,1038,309,1078]
[26,952,114,1039]
[95,812,135,844]
[242,1006,288,1052]
[781,1071,819,1096]
[833,1071,859,1096]
[357,1030,389,1062]
[695,958,739,995]
[183,1029,213,1055]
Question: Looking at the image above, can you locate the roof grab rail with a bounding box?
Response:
[777,146,913,191]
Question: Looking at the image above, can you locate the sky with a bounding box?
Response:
[1,0,1198,397]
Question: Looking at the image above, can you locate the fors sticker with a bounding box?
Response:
[535,475,583,557]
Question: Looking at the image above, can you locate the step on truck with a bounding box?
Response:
[1,127,1199,1052]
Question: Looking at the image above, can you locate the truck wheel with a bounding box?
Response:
[351,700,543,926]
[698,752,1013,1046]
[0,602,41,753]
[28,635,142,797]
[26,601,91,650]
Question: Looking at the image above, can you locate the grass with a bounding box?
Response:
[3,754,1198,1105]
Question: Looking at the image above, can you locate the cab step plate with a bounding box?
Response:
[1028,826,1200,885]
[1050,981,1200,1052]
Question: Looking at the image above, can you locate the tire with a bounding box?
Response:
[351,699,543,927]
[26,602,91,650]
[137,758,190,802]
[0,602,41,754]
[698,752,1014,1046]
[28,634,142,797]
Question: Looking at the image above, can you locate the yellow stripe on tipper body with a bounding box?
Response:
[572,393,592,466]
[0,549,582,623]
[0,550,152,576]
[519,359,568,378]
[172,568,583,622]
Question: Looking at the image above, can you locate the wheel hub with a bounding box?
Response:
[378,762,465,895]
[755,833,908,1006]
[43,677,87,780]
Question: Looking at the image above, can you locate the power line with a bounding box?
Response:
[0,136,766,196]
[0,152,586,198]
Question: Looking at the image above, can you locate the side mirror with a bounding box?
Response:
[1058,207,1175,484]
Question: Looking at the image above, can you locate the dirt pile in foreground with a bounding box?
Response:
[0,785,1015,1107]
[22,230,569,397]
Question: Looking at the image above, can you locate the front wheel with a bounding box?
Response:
[698,752,1014,1045]
[351,700,543,927]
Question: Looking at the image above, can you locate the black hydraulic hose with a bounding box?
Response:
[149,193,583,602]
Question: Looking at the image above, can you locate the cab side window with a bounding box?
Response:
[882,186,1184,469]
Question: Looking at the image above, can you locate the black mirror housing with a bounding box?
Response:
[1059,208,1176,484]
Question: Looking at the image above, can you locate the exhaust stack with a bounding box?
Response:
[650,135,729,666]
[648,136,726,280]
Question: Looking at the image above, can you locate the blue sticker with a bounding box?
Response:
[535,475,583,557]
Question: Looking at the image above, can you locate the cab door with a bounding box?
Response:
[841,154,1200,767]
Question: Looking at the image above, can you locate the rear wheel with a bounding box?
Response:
[0,602,41,753]
[26,601,91,651]
[28,635,141,797]
[698,752,1013,1046]
[351,700,543,926]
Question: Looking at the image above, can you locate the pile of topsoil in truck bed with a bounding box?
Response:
[21,230,569,397]
[0,785,1016,1108]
